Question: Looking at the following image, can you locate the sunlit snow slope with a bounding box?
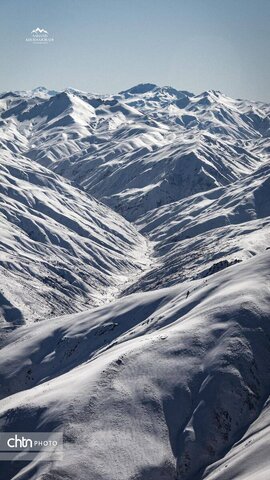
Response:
[0,149,150,325]
[125,163,270,293]
[1,85,269,221]
[0,84,270,480]
[0,253,270,480]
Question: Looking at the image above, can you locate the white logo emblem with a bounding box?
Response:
[31,27,48,35]
[26,27,54,44]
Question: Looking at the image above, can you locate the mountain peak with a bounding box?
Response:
[119,83,158,96]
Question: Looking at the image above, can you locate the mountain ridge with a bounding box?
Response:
[1,84,269,221]
[0,84,270,480]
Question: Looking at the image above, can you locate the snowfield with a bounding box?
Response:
[127,163,270,293]
[0,149,150,325]
[1,85,269,221]
[0,84,270,479]
[0,253,270,480]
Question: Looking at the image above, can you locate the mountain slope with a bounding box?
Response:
[1,86,269,221]
[0,149,150,326]
[0,252,269,480]
[124,163,270,293]
[0,84,270,480]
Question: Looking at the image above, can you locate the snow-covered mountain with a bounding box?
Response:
[125,162,270,293]
[1,253,270,480]
[1,85,269,220]
[0,149,150,326]
[0,84,270,480]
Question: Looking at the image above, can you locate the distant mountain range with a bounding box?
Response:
[0,84,270,480]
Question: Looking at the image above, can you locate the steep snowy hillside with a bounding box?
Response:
[1,85,269,220]
[0,252,270,480]
[125,163,270,293]
[0,84,270,480]
[0,149,150,326]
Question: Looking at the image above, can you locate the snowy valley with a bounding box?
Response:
[0,84,270,480]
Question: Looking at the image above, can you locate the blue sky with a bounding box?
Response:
[1,0,269,100]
